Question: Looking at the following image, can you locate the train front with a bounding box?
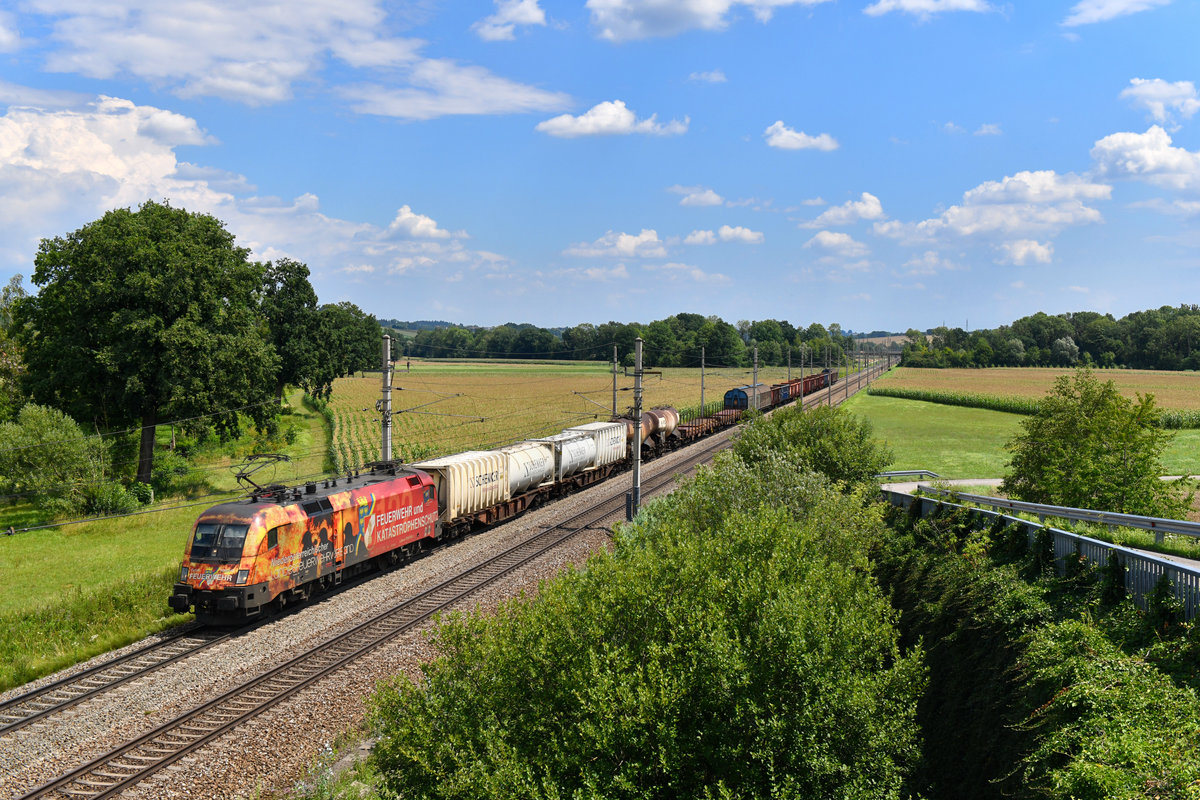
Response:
[169,500,282,624]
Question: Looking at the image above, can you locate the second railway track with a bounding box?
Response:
[19,434,730,800]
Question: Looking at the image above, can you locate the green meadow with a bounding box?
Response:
[843,393,1200,479]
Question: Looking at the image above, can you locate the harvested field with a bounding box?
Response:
[875,367,1200,410]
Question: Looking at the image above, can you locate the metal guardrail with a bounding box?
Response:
[882,489,1200,619]
[876,470,942,480]
[917,486,1200,545]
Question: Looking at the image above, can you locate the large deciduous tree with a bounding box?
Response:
[261,257,320,403]
[15,201,279,485]
[1000,369,1190,517]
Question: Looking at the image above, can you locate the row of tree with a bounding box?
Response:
[2,201,381,488]
[403,313,883,368]
[902,306,1200,369]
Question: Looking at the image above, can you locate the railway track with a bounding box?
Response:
[0,626,231,737]
[19,435,730,800]
[15,362,888,798]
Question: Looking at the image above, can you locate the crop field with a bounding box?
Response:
[875,367,1200,410]
[325,360,845,469]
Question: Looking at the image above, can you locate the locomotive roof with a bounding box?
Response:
[199,464,428,516]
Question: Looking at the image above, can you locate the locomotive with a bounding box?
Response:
[169,368,839,624]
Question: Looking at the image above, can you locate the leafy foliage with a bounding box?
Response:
[732,403,893,489]
[370,454,924,799]
[15,200,280,484]
[1000,369,1191,517]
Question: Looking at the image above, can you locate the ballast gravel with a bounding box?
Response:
[0,432,734,800]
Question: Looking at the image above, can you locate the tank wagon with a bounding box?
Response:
[171,364,845,624]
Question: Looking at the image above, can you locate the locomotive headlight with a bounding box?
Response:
[235,569,249,585]
[180,565,188,581]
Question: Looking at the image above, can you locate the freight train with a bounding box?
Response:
[169,369,838,624]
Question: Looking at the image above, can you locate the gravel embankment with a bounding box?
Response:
[0,432,732,800]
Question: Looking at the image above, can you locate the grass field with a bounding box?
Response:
[327,359,837,468]
[844,393,1200,479]
[0,390,329,690]
[874,366,1200,409]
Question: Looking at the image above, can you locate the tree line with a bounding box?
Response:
[403,314,886,368]
[0,201,380,506]
[902,306,1200,369]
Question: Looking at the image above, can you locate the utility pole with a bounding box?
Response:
[700,346,705,415]
[825,346,832,407]
[612,345,618,417]
[787,345,791,383]
[379,334,393,461]
[627,337,644,521]
[752,345,759,411]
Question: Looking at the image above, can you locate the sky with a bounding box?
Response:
[0,0,1197,334]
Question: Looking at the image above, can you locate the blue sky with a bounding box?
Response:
[0,0,1197,333]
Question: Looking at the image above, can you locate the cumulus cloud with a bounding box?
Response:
[341,59,570,120]
[646,261,730,283]
[763,121,838,151]
[685,230,717,245]
[1000,239,1054,264]
[718,224,763,243]
[943,121,965,134]
[975,123,1002,135]
[803,231,869,257]
[669,185,724,206]
[1062,0,1172,26]
[1091,126,1200,192]
[1120,78,1200,125]
[564,229,667,258]
[864,0,992,17]
[472,0,547,40]
[876,170,1111,242]
[384,205,461,239]
[586,0,834,42]
[0,93,506,279]
[800,192,884,228]
[537,100,688,138]
[688,69,727,83]
[556,263,631,281]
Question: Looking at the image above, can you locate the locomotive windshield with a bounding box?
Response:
[190,523,250,562]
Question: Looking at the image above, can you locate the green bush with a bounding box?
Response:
[82,482,140,515]
[0,404,111,517]
[370,454,925,799]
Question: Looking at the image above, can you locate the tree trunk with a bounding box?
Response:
[137,407,157,486]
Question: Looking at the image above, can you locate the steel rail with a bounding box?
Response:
[0,626,231,736]
[20,436,729,800]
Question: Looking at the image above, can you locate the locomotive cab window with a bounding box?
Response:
[190,523,251,562]
[267,527,278,550]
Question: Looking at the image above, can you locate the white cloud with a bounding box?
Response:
[803,231,869,257]
[473,0,547,40]
[975,123,1002,136]
[903,251,957,275]
[763,121,838,151]
[646,261,730,283]
[719,225,764,243]
[685,230,717,245]
[1062,0,1171,26]
[689,69,727,83]
[801,196,826,206]
[943,121,965,134]
[341,59,570,120]
[1120,78,1200,125]
[669,185,724,206]
[537,100,688,138]
[1091,125,1200,192]
[385,205,460,239]
[1129,198,1200,216]
[1000,239,1054,265]
[0,92,508,279]
[800,191,884,227]
[556,263,630,281]
[564,229,667,258]
[586,0,834,42]
[1067,285,1090,293]
[876,170,1111,242]
[23,0,567,118]
[0,11,19,52]
[864,0,992,17]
